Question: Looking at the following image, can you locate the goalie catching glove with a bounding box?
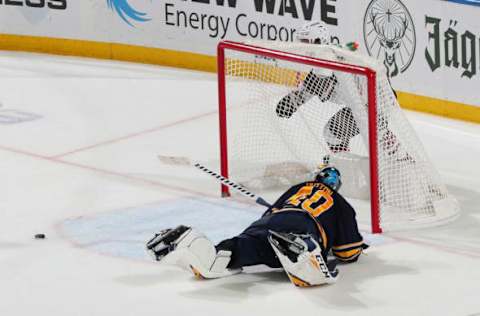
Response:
[146,225,240,279]
[268,230,338,287]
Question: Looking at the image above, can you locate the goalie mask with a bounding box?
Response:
[315,166,342,191]
[296,21,330,45]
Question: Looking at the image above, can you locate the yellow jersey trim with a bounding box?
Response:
[332,241,365,251]
[333,248,362,260]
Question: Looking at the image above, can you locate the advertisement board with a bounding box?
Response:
[0,0,479,120]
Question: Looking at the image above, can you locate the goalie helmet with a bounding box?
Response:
[296,21,330,45]
[315,166,342,191]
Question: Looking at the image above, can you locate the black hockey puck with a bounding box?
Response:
[34,233,46,239]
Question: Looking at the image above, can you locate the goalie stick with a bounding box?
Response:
[158,155,272,208]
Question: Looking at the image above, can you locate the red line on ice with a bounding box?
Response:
[51,110,217,158]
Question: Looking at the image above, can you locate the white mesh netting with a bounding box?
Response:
[220,41,459,232]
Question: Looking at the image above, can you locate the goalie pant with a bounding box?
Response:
[216,181,368,270]
[217,211,322,269]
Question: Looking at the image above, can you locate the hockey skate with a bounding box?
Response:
[268,230,338,287]
[146,225,240,279]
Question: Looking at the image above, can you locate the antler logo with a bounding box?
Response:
[107,0,151,27]
[363,0,416,77]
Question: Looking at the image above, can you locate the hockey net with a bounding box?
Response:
[217,40,459,233]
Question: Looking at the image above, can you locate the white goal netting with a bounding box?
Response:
[219,41,459,232]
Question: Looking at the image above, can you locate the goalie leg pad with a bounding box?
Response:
[268,230,338,287]
[146,225,193,262]
[183,246,239,279]
[146,225,240,279]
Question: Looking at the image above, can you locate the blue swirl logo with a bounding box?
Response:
[446,0,480,6]
[107,0,151,26]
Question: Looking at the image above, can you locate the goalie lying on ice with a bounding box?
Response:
[146,166,368,287]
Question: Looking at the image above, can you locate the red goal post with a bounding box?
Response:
[217,40,459,234]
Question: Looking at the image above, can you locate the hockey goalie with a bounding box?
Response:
[146,166,369,287]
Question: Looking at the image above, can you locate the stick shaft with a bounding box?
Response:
[193,163,271,208]
[157,155,271,208]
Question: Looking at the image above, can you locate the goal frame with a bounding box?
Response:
[217,40,382,233]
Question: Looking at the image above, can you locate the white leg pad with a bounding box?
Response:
[163,228,240,279]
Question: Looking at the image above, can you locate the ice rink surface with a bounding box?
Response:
[0,51,479,316]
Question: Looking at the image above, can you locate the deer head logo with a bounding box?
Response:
[363,0,416,77]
